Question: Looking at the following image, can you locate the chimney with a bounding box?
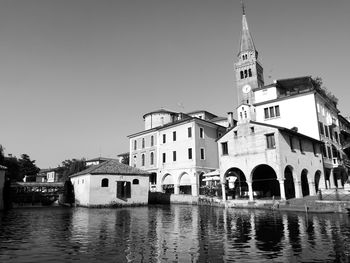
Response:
[227,112,234,128]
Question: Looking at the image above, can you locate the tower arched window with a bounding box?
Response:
[248,68,252,77]
[240,71,244,79]
[101,178,109,187]
[244,70,248,78]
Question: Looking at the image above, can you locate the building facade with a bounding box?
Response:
[128,109,229,196]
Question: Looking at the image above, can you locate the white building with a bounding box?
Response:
[70,159,149,207]
[128,109,230,196]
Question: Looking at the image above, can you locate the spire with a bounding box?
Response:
[239,1,256,55]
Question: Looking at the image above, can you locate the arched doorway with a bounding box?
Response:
[301,169,309,196]
[162,174,174,194]
[284,166,295,199]
[224,168,248,199]
[314,170,322,193]
[252,164,280,199]
[179,172,192,195]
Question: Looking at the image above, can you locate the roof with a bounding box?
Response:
[0,165,7,170]
[217,121,322,144]
[143,109,177,119]
[70,159,149,177]
[117,152,129,157]
[239,14,256,55]
[128,115,226,138]
[85,157,115,162]
[186,110,218,118]
[209,116,228,122]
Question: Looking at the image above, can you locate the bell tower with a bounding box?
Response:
[234,1,264,108]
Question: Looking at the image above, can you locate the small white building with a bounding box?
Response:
[70,159,149,207]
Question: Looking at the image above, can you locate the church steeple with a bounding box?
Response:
[239,2,257,57]
[234,1,264,122]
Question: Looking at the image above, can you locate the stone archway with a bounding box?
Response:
[314,170,322,193]
[178,172,192,195]
[224,167,248,199]
[162,173,174,194]
[252,164,280,199]
[284,166,295,199]
[301,169,310,197]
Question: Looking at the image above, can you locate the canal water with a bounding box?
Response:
[0,205,349,262]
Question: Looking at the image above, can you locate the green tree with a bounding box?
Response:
[4,156,20,181]
[0,144,4,165]
[18,154,40,181]
[57,158,86,182]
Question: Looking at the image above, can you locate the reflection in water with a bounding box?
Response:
[0,206,350,262]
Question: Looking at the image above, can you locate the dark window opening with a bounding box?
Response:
[132,179,139,185]
[222,142,228,155]
[101,178,109,187]
[188,148,192,159]
[266,134,276,149]
[117,181,131,199]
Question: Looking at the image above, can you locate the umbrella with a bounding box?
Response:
[203,169,220,177]
[203,176,221,181]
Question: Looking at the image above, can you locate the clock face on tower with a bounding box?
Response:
[242,84,251,94]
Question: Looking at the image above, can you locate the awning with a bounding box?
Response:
[203,169,220,177]
[203,176,221,181]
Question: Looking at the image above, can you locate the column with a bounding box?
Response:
[174,184,180,194]
[309,181,316,196]
[191,184,198,197]
[328,169,334,188]
[295,180,302,198]
[221,183,227,201]
[247,181,254,201]
[279,179,286,200]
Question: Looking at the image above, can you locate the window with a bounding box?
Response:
[321,143,327,157]
[162,153,166,163]
[173,131,176,141]
[142,138,145,148]
[117,181,131,199]
[188,127,192,138]
[132,179,139,185]
[250,127,255,133]
[264,106,280,119]
[240,112,243,119]
[299,139,304,153]
[275,106,280,117]
[101,178,109,187]
[163,134,166,143]
[188,148,192,159]
[325,126,329,137]
[133,155,137,167]
[234,131,238,137]
[240,71,244,79]
[221,142,228,155]
[327,146,332,159]
[266,134,276,149]
[141,154,145,166]
[329,126,333,140]
[289,136,295,151]
[134,140,137,150]
[248,68,252,77]
[244,69,248,78]
[334,131,339,143]
[200,148,205,160]
[150,152,154,165]
[173,151,176,161]
[319,122,324,135]
[200,127,204,138]
[244,111,247,118]
[151,136,154,146]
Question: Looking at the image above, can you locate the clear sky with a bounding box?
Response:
[1,0,349,168]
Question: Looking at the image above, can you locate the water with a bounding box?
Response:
[0,205,349,262]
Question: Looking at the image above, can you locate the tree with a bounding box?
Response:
[57,158,86,182]
[0,144,4,165]
[18,154,40,181]
[4,156,20,181]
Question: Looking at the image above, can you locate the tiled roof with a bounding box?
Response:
[86,157,115,162]
[0,165,7,170]
[70,159,149,177]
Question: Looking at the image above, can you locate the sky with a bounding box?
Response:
[0,0,349,168]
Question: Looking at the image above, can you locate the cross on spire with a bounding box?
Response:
[241,0,245,15]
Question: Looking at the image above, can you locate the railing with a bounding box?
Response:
[317,188,350,201]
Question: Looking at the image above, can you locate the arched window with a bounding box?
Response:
[133,179,139,185]
[240,71,244,79]
[141,154,145,166]
[101,178,109,187]
[150,152,154,165]
[248,68,252,77]
[244,70,248,78]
